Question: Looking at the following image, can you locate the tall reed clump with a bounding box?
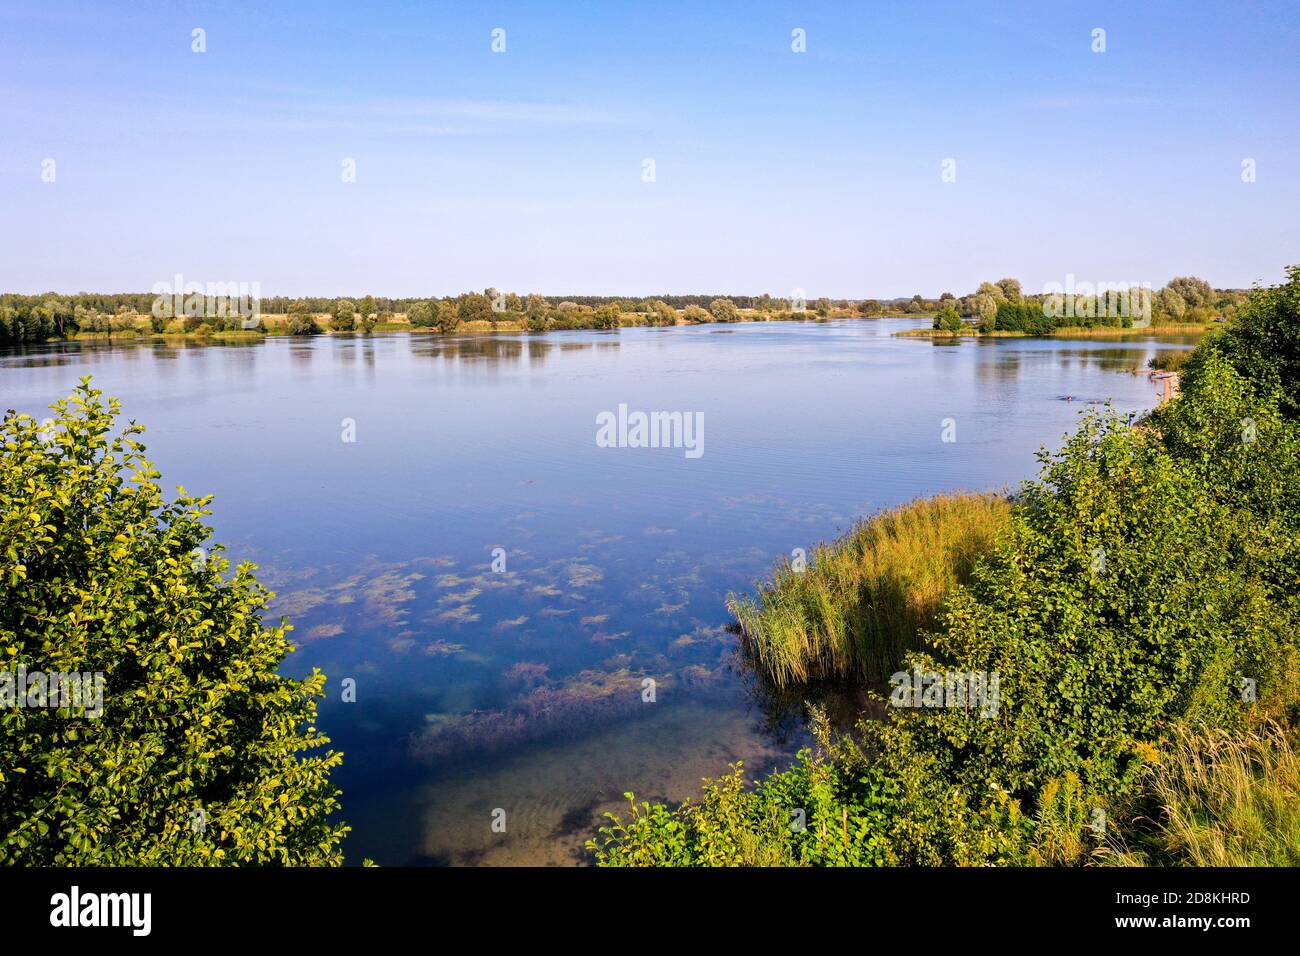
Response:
[728,492,1012,688]
[1147,350,1193,373]
[1108,725,1300,867]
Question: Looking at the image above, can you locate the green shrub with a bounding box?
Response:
[593,303,621,329]
[407,300,439,328]
[0,382,348,864]
[1182,264,1300,419]
[933,305,962,333]
[589,712,894,866]
[435,301,460,334]
[994,300,1054,334]
[709,298,740,323]
[284,312,320,336]
[646,300,679,327]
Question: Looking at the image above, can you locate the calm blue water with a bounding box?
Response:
[0,319,1191,864]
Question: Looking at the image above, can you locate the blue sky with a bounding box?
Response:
[1,0,1297,297]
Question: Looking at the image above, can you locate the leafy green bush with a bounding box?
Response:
[933,305,962,333]
[593,303,621,329]
[646,300,679,327]
[709,298,740,323]
[284,312,320,336]
[590,712,894,866]
[994,300,1054,334]
[1181,264,1300,419]
[435,301,461,334]
[330,303,356,332]
[0,382,348,864]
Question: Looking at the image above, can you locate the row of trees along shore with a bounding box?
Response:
[928,275,1243,334]
[0,278,1247,346]
[0,291,848,344]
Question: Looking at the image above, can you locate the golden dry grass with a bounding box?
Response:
[728,492,1012,688]
[1107,725,1300,866]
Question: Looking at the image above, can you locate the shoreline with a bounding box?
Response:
[33,313,924,346]
[898,323,1210,342]
[22,315,1212,348]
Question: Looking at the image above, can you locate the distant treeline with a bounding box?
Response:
[0,289,862,344]
[0,278,1251,346]
[237,292,861,314]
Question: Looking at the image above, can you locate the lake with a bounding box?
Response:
[0,318,1193,865]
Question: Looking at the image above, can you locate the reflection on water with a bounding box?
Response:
[0,320,1191,865]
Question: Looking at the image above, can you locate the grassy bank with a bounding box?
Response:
[71,329,268,343]
[1052,323,1209,338]
[729,493,1012,689]
[1106,725,1300,866]
[898,323,1210,341]
[590,265,1300,867]
[1147,350,1194,372]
